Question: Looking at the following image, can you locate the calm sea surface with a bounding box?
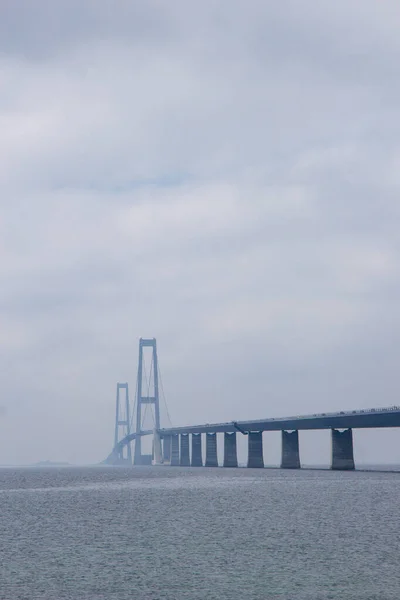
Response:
[1,466,400,600]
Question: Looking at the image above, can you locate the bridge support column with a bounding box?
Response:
[180,434,190,466]
[163,435,172,465]
[331,428,355,470]
[191,434,203,466]
[205,433,218,467]
[114,383,132,465]
[171,434,180,466]
[281,430,300,469]
[134,339,160,466]
[223,432,238,467]
[247,432,264,468]
[153,429,162,465]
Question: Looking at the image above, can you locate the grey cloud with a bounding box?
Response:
[1,2,400,465]
[0,1,169,60]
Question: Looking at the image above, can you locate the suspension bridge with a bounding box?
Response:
[105,338,400,470]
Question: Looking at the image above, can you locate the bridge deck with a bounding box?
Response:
[105,429,153,463]
[159,406,400,436]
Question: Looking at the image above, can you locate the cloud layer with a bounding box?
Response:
[1,1,400,464]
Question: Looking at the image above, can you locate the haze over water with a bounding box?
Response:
[1,466,399,599]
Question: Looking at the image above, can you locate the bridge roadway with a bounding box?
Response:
[158,405,400,436]
[105,430,153,464]
[108,406,400,469]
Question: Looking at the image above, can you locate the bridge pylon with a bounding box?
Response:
[114,382,132,465]
[134,338,161,465]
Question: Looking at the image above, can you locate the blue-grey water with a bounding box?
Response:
[1,466,400,599]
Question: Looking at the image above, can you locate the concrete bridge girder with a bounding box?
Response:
[159,408,400,436]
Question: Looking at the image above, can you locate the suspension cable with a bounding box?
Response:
[148,352,156,427]
[158,360,173,427]
[129,372,138,433]
[141,353,150,429]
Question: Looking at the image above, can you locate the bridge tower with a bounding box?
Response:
[114,382,132,464]
[134,338,161,465]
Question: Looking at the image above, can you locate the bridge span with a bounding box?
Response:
[159,405,400,435]
[105,430,153,465]
[156,406,400,470]
[109,405,400,470]
[108,338,400,470]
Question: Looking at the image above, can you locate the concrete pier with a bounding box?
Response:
[247,432,264,468]
[191,433,203,466]
[223,432,238,467]
[153,429,162,465]
[171,434,180,466]
[281,430,300,469]
[163,435,172,464]
[331,428,355,470]
[205,432,218,467]
[180,433,190,466]
[134,452,152,465]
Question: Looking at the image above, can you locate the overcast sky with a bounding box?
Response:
[1,1,400,465]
